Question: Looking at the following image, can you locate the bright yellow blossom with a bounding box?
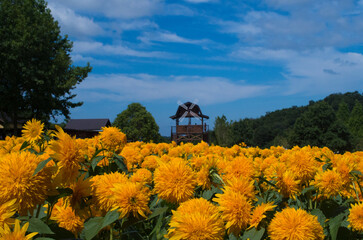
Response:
[0,219,37,240]
[154,159,196,203]
[348,202,363,232]
[269,207,324,240]
[21,119,44,143]
[166,198,224,240]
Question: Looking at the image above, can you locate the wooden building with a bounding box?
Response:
[0,114,24,139]
[170,102,209,144]
[64,119,111,138]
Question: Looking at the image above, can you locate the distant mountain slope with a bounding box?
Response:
[212,91,363,152]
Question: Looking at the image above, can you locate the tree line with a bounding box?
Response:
[211,91,363,153]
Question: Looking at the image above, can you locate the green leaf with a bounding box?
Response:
[311,209,326,226]
[101,210,120,229]
[323,162,332,171]
[83,217,103,240]
[33,158,52,176]
[314,157,324,162]
[242,227,265,240]
[82,211,120,240]
[329,212,346,240]
[20,141,30,151]
[301,185,316,195]
[201,189,215,200]
[46,188,73,205]
[91,155,105,171]
[113,154,128,173]
[149,207,169,219]
[228,233,238,240]
[27,218,54,234]
[36,238,55,240]
[350,170,363,176]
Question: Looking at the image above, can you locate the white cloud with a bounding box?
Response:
[138,31,211,46]
[184,0,217,3]
[48,3,104,38]
[73,41,173,58]
[71,54,118,67]
[76,74,270,104]
[231,47,363,95]
[47,0,194,19]
[47,0,163,19]
[217,1,363,49]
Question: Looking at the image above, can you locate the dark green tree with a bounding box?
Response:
[336,100,350,124]
[112,103,161,142]
[0,0,92,134]
[348,100,363,136]
[213,115,233,147]
[231,118,254,146]
[290,101,352,152]
[348,100,363,150]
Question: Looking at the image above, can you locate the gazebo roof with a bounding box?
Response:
[170,102,209,120]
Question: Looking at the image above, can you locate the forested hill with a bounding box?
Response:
[212,91,363,152]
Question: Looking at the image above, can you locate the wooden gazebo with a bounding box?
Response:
[170,102,209,144]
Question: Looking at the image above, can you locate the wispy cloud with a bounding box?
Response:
[73,41,174,58]
[184,0,218,3]
[217,1,363,49]
[231,47,363,95]
[138,31,211,46]
[47,0,163,19]
[48,3,104,38]
[76,74,270,104]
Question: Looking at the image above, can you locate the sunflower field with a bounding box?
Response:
[0,119,363,239]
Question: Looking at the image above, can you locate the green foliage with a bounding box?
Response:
[348,100,363,150]
[336,100,350,124]
[112,103,161,142]
[290,101,352,152]
[213,115,233,146]
[0,0,92,133]
[348,100,363,137]
[212,92,362,151]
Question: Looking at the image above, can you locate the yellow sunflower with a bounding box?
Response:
[110,181,151,219]
[21,119,44,143]
[91,172,129,211]
[268,207,324,240]
[130,168,153,185]
[225,177,255,200]
[50,126,84,184]
[0,151,51,215]
[249,202,276,229]
[0,199,17,228]
[348,202,363,232]
[0,219,37,240]
[223,156,255,182]
[276,170,301,199]
[99,126,126,153]
[51,199,84,237]
[154,159,196,203]
[213,189,252,235]
[67,174,92,212]
[166,198,224,240]
[314,169,343,198]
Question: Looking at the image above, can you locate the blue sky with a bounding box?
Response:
[47,0,363,136]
